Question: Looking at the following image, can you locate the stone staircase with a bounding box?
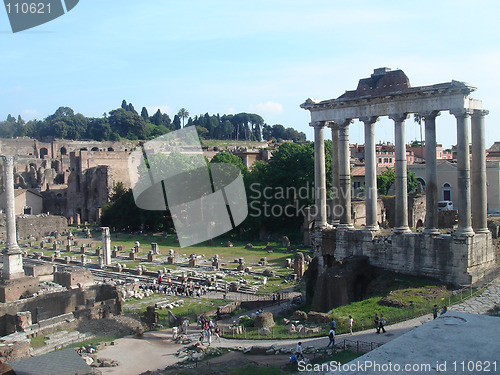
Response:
[31,330,95,356]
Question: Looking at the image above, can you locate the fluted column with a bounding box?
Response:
[360,116,379,231]
[312,122,327,228]
[471,109,489,233]
[452,110,474,237]
[390,113,411,233]
[422,111,440,234]
[330,123,340,225]
[2,155,24,280]
[338,120,353,228]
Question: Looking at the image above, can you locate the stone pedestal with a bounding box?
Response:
[95,248,103,257]
[66,245,72,252]
[167,256,176,265]
[80,246,86,254]
[112,249,120,258]
[129,251,136,260]
[148,252,157,262]
[189,258,197,267]
[53,243,58,251]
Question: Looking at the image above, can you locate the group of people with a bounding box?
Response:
[432,304,448,319]
[198,314,221,346]
[272,293,282,305]
[138,281,209,297]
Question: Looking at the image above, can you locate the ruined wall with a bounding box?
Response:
[15,214,68,240]
[330,229,496,286]
[0,284,121,336]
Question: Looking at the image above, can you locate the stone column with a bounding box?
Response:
[330,123,340,225]
[390,114,411,233]
[453,110,474,236]
[360,116,379,231]
[338,120,353,228]
[422,111,440,234]
[312,122,327,228]
[1,155,24,279]
[101,227,111,265]
[471,109,489,233]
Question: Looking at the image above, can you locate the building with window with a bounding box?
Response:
[0,188,43,216]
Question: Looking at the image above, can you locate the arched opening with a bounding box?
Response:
[60,147,67,156]
[39,147,48,158]
[107,147,114,152]
[91,147,99,151]
[442,183,452,201]
[80,147,88,151]
[416,219,424,229]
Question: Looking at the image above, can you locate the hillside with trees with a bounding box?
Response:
[0,101,306,143]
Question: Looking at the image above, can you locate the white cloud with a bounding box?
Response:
[249,101,283,116]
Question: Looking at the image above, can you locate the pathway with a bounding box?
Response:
[95,275,500,374]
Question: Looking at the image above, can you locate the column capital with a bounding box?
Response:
[471,109,489,118]
[327,119,353,128]
[309,121,326,129]
[450,108,473,118]
[419,110,441,119]
[359,116,379,124]
[388,113,409,122]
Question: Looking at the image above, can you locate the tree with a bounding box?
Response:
[177,108,190,128]
[376,169,418,195]
[121,100,128,110]
[210,151,248,176]
[172,114,181,130]
[140,107,149,120]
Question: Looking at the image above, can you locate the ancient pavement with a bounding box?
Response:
[96,276,500,375]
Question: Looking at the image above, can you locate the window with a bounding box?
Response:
[23,207,32,215]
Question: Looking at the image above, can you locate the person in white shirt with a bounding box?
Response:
[296,342,304,360]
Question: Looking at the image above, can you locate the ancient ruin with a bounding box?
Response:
[301,68,496,289]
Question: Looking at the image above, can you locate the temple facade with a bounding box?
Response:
[301,68,496,285]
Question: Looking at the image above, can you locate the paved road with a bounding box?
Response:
[450,277,500,314]
[96,276,500,375]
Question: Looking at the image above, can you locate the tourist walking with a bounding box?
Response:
[374,314,380,333]
[327,328,335,347]
[214,325,221,343]
[379,314,386,333]
[330,318,336,331]
[348,315,353,335]
[432,304,438,319]
[296,342,304,361]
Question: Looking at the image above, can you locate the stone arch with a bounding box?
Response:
[60,147,67,156]
[416,219,424,229]
[107,147,114,152]
[91,147,99,151]
[39,147,48,158]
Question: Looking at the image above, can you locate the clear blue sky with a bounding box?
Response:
[1,0,499,148]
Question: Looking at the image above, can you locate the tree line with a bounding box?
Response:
[0,101,306,142]
[101,141,418,240]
